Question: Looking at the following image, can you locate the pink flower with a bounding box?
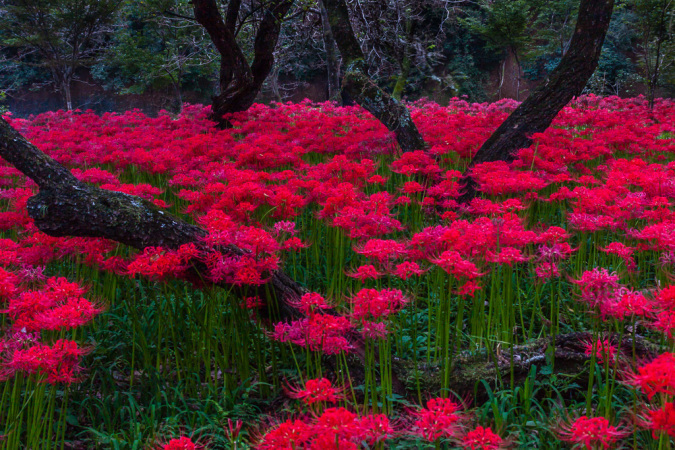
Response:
[286,378,344,405]
[557,416,628,449]
[462,426,503,449]
[412,397,463,442]
[161,436,197,450]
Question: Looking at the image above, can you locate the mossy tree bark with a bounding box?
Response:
[0,117,306,319]
[322,0,426,152]
[318,0,342,103]
[192,0,293,128]
[459,0,615,203]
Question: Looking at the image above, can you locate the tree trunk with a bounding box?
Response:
[319,0,342,103]
[0,117,305,319]
[459,0,615,203]
[322,0,426,152]
[392,14,414,102]
[62,82,73,111]
[192,0,293,127]
[392,53,411,101]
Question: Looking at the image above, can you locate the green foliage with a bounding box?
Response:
[630,0,674,100]
[93,0,218,109]
[460,0,533,56]
[0,0,120,108]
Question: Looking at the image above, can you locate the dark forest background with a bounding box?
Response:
[0,0,671,117]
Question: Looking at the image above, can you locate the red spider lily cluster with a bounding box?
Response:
[0,94,674,447]
[257,398,502,449]
[0,266,99,383]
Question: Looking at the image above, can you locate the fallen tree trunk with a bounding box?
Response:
[458,0,615,203]
[394,332,657,398]
[0,118,306,320]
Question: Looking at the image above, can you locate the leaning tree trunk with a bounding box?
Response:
[319,0,342,103]
[0,117,306,319]
[322,0,426,152]
[458,0,615,203]
[193,0,293,127]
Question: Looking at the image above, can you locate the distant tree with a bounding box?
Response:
[461,0,533,100]
[584,6,638,96]
[318,0,341,102]
[94,0,218,112]
[528,0,578,59]
[340,0,450,100]
[190,0,294,127]
[0,0,120,110]
[632,0,673,108]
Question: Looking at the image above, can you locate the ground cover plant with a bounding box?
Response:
[0,95,674,448]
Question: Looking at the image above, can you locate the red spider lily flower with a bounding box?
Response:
[453,280,480,297]
[71,167,120,186]
[461,426,503,449]
[0,267,18,301]
[625,353,675,399]
[15,265,47,284]
[308,433,358,450]
[571,268,621,314]
[557,416,629,449]
[257,419,312,449]
[273,221,297,235]
[486,247,531,266]
[288,292,332,315]
[243,296,265,309]
[654,285,675,310]
[412,397,464,442]
[207,253,277,286]
[431,251,484,280]
[360,320,389,340]
[225,418,243,442]
[390,151,441,177]
[286,378,344,405]
[350,288,408,321]
[652,311,675,339]
[535,262,561,280]
[281,237,309,251]
[600,242,635,259]
[271,314,353,354]
[34,297,104,331]
[161,436,198,450]
[353,239,408,264]
[127,246,191,280]
[357,414,394,446]
[314,407,360,440]
[611,289,651,318]
[584,338,617,364]
[537,226,570,244]
[394,195,412,206]
[367,175,388,185]
[640,402,675,439]
[392,261,426,280]
[537,243,575,261]
[2,339,88,384]
[401,181,425,194]
[346,265,384,282]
